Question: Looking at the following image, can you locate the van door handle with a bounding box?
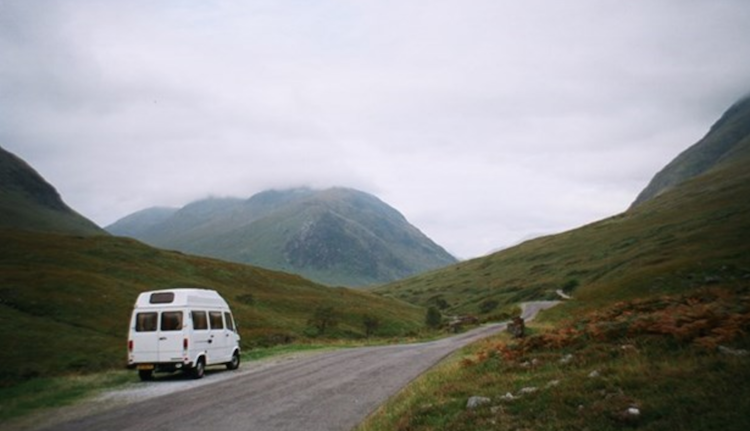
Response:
[159,337,167,341]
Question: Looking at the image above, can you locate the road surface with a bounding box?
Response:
[39,301,558,431]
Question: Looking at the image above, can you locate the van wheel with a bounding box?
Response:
[226,351,240,370]
[191,358,205,379]
[138,369,153,381]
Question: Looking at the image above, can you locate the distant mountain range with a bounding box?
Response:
[0,146,104,236]
[107,188,458,287]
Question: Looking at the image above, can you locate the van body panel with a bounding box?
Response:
[127,288,240,377]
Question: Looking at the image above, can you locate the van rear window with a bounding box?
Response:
[192,311,208,330]
[135,312,158,332]
[150,292,175,304]
[161,311,183,331]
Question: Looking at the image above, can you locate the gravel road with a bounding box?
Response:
[36,301,558,431]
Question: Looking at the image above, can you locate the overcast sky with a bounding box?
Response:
[2,0,750,259]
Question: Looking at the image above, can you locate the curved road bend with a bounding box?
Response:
[43,301,558,431]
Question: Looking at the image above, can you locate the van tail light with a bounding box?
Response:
[183,338,189,351]
[128,340,133,352]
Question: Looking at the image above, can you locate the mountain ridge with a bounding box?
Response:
[107,187,457,287]
[630,95,750,207]
[0,145,105,236]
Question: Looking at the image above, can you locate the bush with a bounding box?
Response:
[479,299,499,314]
[425,307,442,329]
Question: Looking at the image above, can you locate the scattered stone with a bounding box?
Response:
[466,396,492,409]
[588,370,601,378]
[507,316,526,338]
[613,406,642,424]
[559,353,574,364]
[518,387,538,395]
[499,392,515,401]
[546,380,560,388]
[719,345,749,357]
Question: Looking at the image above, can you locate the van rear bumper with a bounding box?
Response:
[127,361,194,371]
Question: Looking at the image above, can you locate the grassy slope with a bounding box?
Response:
[359,157,750,431]
[361,115,750,430]
[374,141,750,319]
[0,231,424,386]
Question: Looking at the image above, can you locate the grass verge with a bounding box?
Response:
[357,286,750,430]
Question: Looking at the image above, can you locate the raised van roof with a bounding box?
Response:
[134,288,229,309]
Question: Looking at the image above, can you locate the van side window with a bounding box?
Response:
[192,310,208,330]
[224,312,235,332]
[161,311,183,331]
[209,311,224,330]
[136,312,158,332]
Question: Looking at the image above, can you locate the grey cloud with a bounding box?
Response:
[2,0,750,258]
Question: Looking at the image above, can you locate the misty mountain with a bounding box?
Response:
[631,95,750,208]
[0,145,104,235]
[107,188,458,287]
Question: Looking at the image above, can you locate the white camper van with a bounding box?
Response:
[127,288,241,380]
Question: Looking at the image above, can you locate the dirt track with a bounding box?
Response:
[35,301,558,431]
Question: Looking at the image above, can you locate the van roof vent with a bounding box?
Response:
[149,292,175,304]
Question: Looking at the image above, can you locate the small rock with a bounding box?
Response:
[719,345,749,357]
[546,379,560,388]
[518,387,538,395]
[466,396,491,409]
[559,353,574,364]
[499,392,515,401]
[588,370,600,378]
[627,407,641,416]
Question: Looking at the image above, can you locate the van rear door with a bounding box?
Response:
[131,311,159,363]
[158,310,185,362]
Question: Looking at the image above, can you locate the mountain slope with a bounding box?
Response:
[375,97,750,317]
[0,151,426,387]
[631,95,750,207]
[0,146,104,236]
[107,188,457,287]
[0,230,425,387]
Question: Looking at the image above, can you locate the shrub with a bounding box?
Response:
[425,306,442,329]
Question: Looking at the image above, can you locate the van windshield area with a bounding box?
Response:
[224,312,235,331]
[135,312,158,332]
[161,311,183,331]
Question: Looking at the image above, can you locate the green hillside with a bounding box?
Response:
[631,95,750,207]
[0,230,424,387]
[375,99,750,318]
[360,99,750,431]
[0,146,104,236]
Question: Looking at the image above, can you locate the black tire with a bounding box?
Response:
[138,369,153,381]
[226,351,240,370]
[191,358,205,379]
